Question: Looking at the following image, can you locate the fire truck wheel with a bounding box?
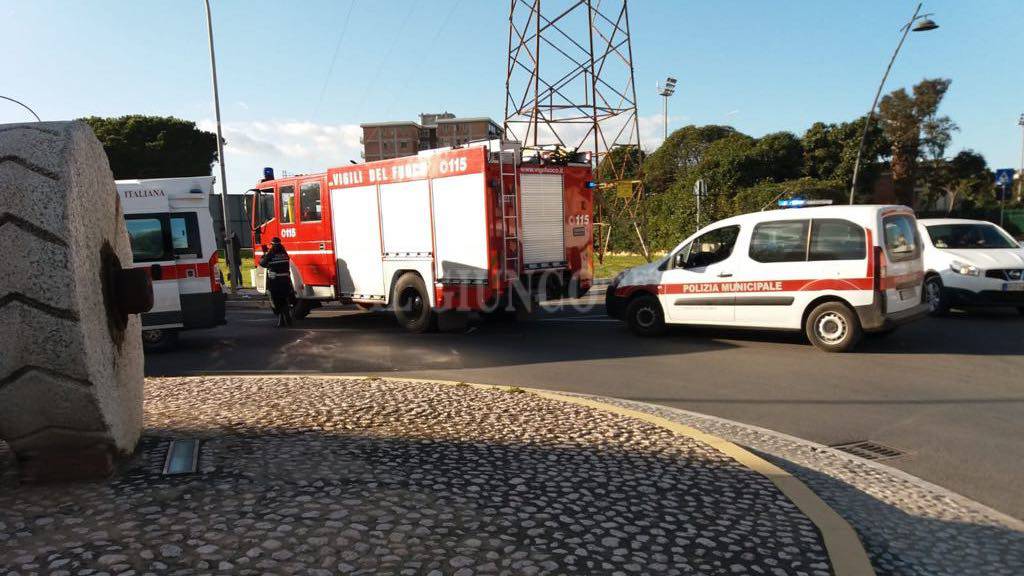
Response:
[625,294,666,337]
[142,329,179,352]
[804,301,862,353]
[291,299,314,320]
[393,273,436,333]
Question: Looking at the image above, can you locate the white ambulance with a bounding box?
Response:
[605,204,928,352]
[117,176,226,350]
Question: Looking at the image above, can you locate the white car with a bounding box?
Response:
[917,218,1024,315]
[606,205,928,352]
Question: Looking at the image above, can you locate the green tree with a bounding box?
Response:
[920,150,993,213]
[81,115,220,179]
[642,125,737,195]
[801,117,888,190]
[877,78,956,206]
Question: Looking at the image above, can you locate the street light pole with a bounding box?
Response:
[203,0,236,294]
[849,3,938,205]
[0,95,41,122]
[656,77,677,142]
[1018,113,1024,202]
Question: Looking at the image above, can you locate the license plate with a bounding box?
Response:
[898,288,915,300]
[1003,282,1024,292]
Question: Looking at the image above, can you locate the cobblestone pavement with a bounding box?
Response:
[585,396,1024,576]
[1,377,833,576]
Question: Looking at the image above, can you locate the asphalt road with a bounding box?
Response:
[146,290,1024,520]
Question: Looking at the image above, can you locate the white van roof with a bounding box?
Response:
[116,176,215,213]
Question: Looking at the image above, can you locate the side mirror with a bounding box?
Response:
[674,252,686,269]
[150,263,163,281]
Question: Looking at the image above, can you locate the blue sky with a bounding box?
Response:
[2,0,1021,193]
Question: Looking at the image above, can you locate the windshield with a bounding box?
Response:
[926,223,1017,249]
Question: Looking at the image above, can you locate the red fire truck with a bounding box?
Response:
[249,143,594,331]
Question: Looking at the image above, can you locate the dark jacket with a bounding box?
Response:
[260,245,294,297]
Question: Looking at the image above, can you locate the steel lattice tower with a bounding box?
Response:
[503,0,648,258]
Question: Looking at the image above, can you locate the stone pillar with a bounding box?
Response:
[0,121,149,481]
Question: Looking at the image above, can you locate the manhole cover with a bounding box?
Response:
[828,440,905,461]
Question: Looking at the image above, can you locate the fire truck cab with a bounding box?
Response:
[118,176,226,350]
[249,144,594,331]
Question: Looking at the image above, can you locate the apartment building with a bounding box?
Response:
[360,112,502,161]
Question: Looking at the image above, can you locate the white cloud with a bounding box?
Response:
[200,114,686,194]
[198,119,363,193]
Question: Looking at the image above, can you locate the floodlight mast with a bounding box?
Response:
[656,76,676,140]
[504,0,650,261]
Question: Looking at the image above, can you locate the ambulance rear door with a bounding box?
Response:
[125,213,182,329]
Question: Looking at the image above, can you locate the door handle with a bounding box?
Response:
[717,272,733,278]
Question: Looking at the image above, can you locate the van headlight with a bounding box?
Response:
[950,260,980,276]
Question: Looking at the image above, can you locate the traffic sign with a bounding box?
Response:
[693,179,707,199]
[995,168,1015,188]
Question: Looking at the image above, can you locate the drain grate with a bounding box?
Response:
[828,440,905,461]
[162,439,200,475]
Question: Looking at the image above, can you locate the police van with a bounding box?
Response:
[606,204,928,352]
[117,176,226,351]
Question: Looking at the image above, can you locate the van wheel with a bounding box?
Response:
[393,273,436,333]
[805,302,861,352]
[923,275,948,316]
[626,295,666,337]
[142,329,179,353]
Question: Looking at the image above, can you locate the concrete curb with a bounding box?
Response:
[221,374,875,576]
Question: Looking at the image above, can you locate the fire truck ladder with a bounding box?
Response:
[498,141,521,283]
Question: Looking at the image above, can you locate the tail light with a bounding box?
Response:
[210,252,223,293]
[873,246,887,291]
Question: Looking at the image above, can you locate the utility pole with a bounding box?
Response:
[203,0,236,293]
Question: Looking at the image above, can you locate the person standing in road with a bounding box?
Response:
[259,237,295,327]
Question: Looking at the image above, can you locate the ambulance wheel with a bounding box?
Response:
[142,329,178,352]
[393,273,436,333]
[805,302,862,353]
[626,294,666,337]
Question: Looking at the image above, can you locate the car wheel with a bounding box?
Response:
[625,294,666,337]
[142,329,179,353]
[805,302,862,353]
[393,273,436,333]
[923,275,949,316]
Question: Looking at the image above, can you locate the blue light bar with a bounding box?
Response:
[585,180,597,189]
[263,167,275,181]
[779,198,806,208]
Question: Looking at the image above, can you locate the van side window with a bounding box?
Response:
[809,219,865,261]
[169,213,201,259]
[882,214,919,261]
[299,182,322,222]
[683,225,740,268]
[749,220,808,263]
[279,186,295,224]
[125,216,168,262]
